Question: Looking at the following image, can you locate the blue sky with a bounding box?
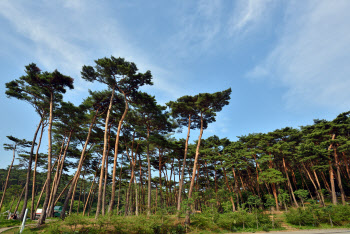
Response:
[1,0,350,168]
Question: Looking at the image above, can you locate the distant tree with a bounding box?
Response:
[134,92,173,215]
[167,95,200,211]
[185,88,232,224]
[0,136,31,212]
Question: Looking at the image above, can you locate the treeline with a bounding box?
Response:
[1,56,349,227]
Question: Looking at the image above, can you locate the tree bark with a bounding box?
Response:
[31,122,45,219]
[83,157,101,216]
[14,186,25,215]
[328,134,337,205]
[96,87,115,218]
[61,110,98,219]
[146,129,152,216]
[333,146,346,205]
[48,131,72,217]
[177,114,191,211]
[38,92,54,226]
[282,157,298,207]
[0,143,17,212]
[185,112,204,225]
[20,118,42,220]
[108,93,129,215]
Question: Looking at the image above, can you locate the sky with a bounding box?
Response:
[1,0,350,168]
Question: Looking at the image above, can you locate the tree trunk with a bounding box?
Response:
[54,177,74,206]
[61,110,98,219]
[310,163,325,206]
[177,115,191,211]
[108,94,129,215]
[282,157,298,207]
[185,113,203,225]
[96,87,115,218]
[35,179,47,217]
[222,165,236,211]
[20,118,42,220]
[0,143,17,212]
[116,154,125,215]
[38,93,54,226]
[48,131,72,217]
[83,157,101,216]
[146,129,152,216]
[102,125,112,216]
[31,122,45,219]
[328,134,337,205]
[333,146,346,205]
[14,186,25,214]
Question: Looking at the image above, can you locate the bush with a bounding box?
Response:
[285,205,350,227]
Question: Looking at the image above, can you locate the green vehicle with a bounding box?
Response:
[53,206,63,217]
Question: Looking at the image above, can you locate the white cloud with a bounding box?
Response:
[0,0,182,102]
[163,0,223,59]
[227,0,275,35]
[247,1,350,111]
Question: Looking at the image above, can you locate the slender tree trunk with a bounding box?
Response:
[117,154,125,215]
[96,87,115,218]
[48,132,72,217]
[108,94,129,215]
[31,122,45,219]
[282,157,298,207]
[83,157,101,216]
[124,134,136,216]
[9,197,15,213]
[38,93,54,226]
[47,134,67,214]
[54,177,74,206]
[310,163,325,206]
[146,129,152,216]
[69,173,80,215]
[177,115,191,211]
[61,111,98,219]
[333,146,346,205]
[14,186,25,214]
[185,113,203,225]
[77,179,82,214]
[0,144,17,212]
[35,179,47,217]
[20,118,42,220]
[232,167,241,209]
[88,184,98,217]
[134,176,138,216]
[125,163,135,216]
[328,134,337,205]
[102,125,112,216]
[222,165,236,211]
[158,149,163,207]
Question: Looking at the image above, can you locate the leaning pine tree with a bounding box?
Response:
[185,88,232,225]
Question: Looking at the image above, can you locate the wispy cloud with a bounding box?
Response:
[227,0,276,35]
[163,0,223,59]
[0,0,181,102]
[247,1,350,111]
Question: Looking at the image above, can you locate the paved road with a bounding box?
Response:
[231,230,350,234]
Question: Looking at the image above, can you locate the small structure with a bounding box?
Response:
[35,208,42,220]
